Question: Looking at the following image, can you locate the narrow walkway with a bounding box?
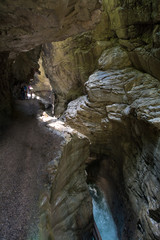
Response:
[0,100,62,240]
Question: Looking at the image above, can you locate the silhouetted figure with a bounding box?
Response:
[24,85,27,99]
[21,86,25,100]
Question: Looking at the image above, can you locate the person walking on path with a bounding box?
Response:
[21,86,25,100]
[24,85,27,99]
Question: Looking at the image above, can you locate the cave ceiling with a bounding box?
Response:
[0,0,101,53]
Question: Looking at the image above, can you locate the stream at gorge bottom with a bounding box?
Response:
[89,184,119,240]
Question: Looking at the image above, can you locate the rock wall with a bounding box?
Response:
[38,2,160,237]
[0,47,41,129]
[103,0,160,80]
[41,35,99,116]
[38,117,92,240]
[11,47,41,84]
[65,46,160,239]
[0,0,101,53]
[41,8,116,116]
[31,55,54,110]
[40,0,160,116]
[0,0,101,125]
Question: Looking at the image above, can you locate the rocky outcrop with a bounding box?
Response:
[41,35,99,116]
[0,0,101,53]
[37,2,160,236]
[65,46,160,239]
[103,0,160,39]
[40,0,160,117]
[39,115,92,240]
[65,46,160,140]
[102,0,160,80]
[41,8,116,116]
[0,0,102,126]
[31,55,54,111]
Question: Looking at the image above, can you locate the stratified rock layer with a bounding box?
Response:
[41,32,108,116]
[103,0,160,81]
[40,0,160,117]
[65,46,160,240]
[0,0,160,239]
[39,116,92,240]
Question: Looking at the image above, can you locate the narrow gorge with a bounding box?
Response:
[0,1,160,240]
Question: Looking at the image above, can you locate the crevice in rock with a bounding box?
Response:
[149,208,160,223]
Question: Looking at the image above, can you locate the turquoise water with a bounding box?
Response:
[89,184,119,240]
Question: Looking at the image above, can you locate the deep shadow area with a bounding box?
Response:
[0,100,62,240]
[86,155,133,240]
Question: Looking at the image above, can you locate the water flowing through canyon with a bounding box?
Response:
[89,184,119,240]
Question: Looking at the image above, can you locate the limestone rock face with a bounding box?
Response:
[103,0,160,39]
[39,0,160,118]
[98,46,132,70]
[0,0,101,53]
[128,46,160,81]
[39,117,92,240]
[41,10,116,116]
[101,0,160,81]
[31,56,54,110]
[0,0,101,123]
[65,46,160,239]
[41,36,100,116]
[11,47,41,84]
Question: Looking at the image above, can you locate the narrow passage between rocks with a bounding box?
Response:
[89,184,119,240]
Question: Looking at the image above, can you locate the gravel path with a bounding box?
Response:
[0,100,62,240]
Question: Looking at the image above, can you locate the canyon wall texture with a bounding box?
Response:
[0,1,102,239]
[0,0,101,53]
[0,0,160,239]
[0,0,101,127]
[38,117,92,240]
[41,0,160,116]
[65,46,160,239]
[40,5,160,239]
[41,8,115,115]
